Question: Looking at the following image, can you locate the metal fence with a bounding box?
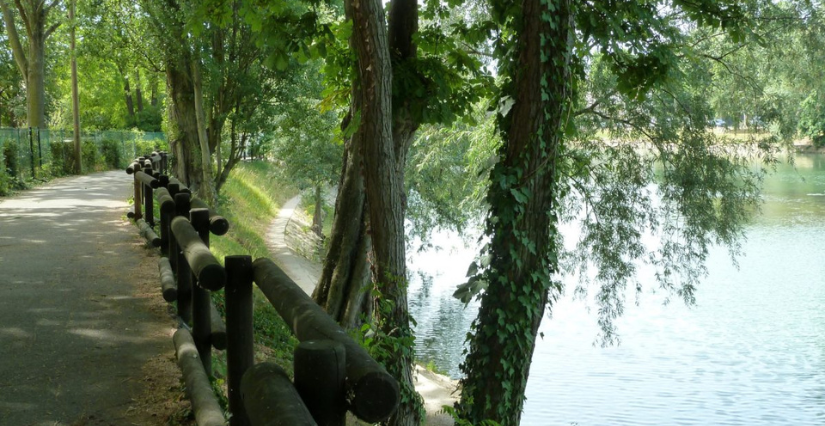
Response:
[0,128,167,180]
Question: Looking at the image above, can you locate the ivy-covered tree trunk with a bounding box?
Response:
[458,1,572,425]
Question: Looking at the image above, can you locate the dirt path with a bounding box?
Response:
[267,194,459,426]
[0,171,183,426]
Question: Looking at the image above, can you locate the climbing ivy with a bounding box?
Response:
[455,0,759,425]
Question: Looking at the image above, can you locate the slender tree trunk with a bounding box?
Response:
[312,184,324,237]
[120,66,135,122]
[457,1,573,425]
[191,49,216,204]
[135,68,144,112]
[70,0,81,174]
[150,74,158,106]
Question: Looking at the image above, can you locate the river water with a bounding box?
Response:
[407,153,825,425]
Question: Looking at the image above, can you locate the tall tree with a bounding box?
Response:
[0,0,61,128]
[456,1,759,424]
[69,0,79,172]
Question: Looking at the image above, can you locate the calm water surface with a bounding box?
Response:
[407,154,825,425]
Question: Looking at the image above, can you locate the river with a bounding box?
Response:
[407,153,825,425]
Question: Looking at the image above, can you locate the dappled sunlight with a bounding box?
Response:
[69,327,152,345]
[0,170,173,425]
[0,327,32,338]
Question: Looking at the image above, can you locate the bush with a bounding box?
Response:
[798,91,825,147]
[82,140,102,172]
[100,139,123,169]
[134,137,167,157]
[3,140,18,177]
[49,141,75,176]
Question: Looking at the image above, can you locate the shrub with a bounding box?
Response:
[82,140,102,172]
[3,140,18,177]
[100,139,123,169]
[49,141,75,176]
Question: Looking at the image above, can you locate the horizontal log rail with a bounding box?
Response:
[170,216,225,291]
[125,162,398,426]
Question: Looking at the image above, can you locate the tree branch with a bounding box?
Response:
[575,90,617,117]
[44,22,60,39]
[13,0,32,37]
[1,0,29,78]
[44,0,59,14]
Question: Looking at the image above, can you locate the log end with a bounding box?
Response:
[209,218,230,236]
[162,287,177,303]
[197,264,227,291]
[351,371,400,423]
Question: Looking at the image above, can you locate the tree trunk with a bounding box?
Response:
[150,74,158,106]
[165,54,201,189]
[346,0,421,425]
[0,0,56,129]
[70,0,81,174]
[312,185,324,237]
[312,132,372,330]
[121,66,135,122]
[457,1,572,425]
[191,48,216,204]
[135,68,144,112]
[26,7,46,129]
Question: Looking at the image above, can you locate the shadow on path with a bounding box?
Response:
[0,171,173,425]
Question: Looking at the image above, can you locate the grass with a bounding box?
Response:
[204,161,301,377]
[302,193,334,238]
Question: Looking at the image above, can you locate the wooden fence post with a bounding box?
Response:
[174,193,192,324]
[294,340,347,426]
[133,174,142,221]
[225,255,253,426]
[190,207,212,377]
[241,363,318,426]
[156,187,175,257]
[142,166,154,227]
[167,183,180,273]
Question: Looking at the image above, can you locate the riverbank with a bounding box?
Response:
[270,192,460,426]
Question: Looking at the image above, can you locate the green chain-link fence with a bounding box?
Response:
[0,128,167,194]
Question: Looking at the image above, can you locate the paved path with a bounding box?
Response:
[265,194,321,295]
[0,171,170,425]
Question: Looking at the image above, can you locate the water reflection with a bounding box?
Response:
[407,154,825,425]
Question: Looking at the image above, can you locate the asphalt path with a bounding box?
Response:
[0,171,170,425]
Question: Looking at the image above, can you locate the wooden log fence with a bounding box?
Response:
[124,161,399,426]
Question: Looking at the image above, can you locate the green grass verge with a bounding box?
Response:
[206,161,300,378]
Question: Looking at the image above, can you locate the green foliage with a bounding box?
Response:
[82,140,101,172]
[99,139,123,169]
[354,284,426,424]
[48,141,75,176]
[406,107,499,242]
[206,160,300,376]
[3,139,19,177]
[441,406,501,426]
[799,91,825,147]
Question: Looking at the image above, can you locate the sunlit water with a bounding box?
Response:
[407,154,825,425]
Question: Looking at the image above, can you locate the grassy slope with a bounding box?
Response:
[208,161,300,377]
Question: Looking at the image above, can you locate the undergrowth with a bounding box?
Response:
[206,161,300,381]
